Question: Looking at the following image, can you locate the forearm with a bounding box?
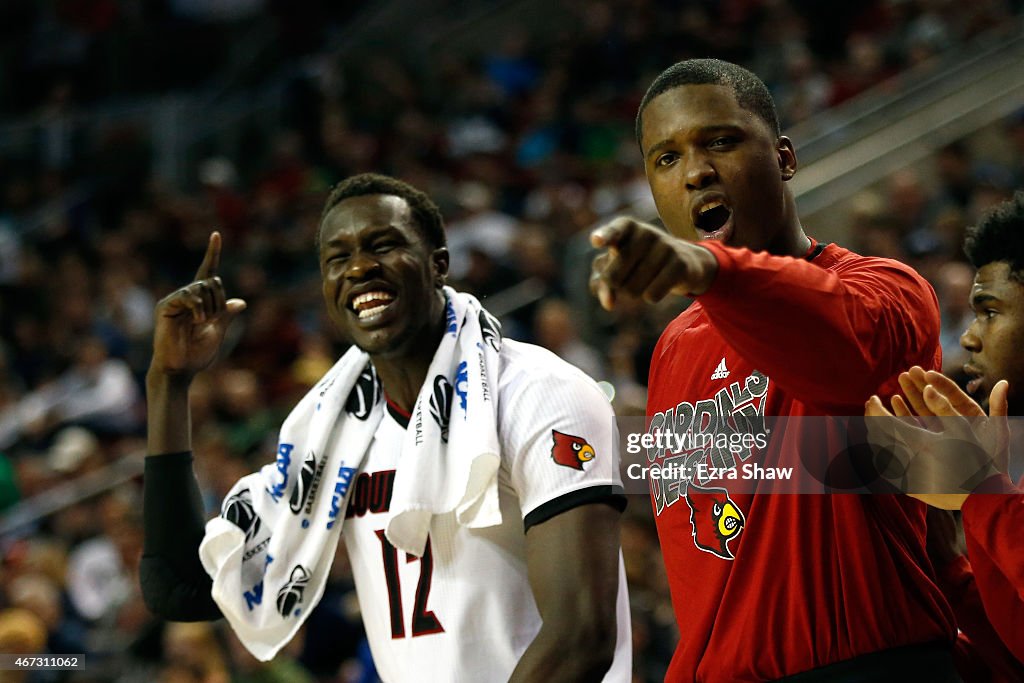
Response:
[512,504,621,683]
[146,371,192,455]
[143,370,218,619]
[141,451,220,620]
[509,621,615,683]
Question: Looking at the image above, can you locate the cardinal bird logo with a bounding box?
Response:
[550,430,596,471]
[685,483,745,560]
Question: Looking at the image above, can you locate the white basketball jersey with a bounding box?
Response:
[341,340,631,682]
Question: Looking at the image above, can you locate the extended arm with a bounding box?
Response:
[590,219,940,409]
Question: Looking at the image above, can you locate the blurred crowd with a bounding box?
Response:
[0,1,1023,681]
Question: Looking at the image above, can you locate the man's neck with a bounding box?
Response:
[765,225,811,259]
[371,317,445,414]
[770,188,811,258]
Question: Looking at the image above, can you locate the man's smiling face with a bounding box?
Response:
[319,194,447,358]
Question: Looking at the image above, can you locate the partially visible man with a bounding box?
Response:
[867,191,1024,671]
[590,58,955,682]
[141,174,631,682]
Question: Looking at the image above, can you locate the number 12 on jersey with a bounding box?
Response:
[374,530,445,638]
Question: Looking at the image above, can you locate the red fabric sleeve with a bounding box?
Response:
[961,474,1024,662]
[696,242,940,411]
[938,553,1024,680]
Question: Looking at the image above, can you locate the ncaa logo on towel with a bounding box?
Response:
[455,361,469,414]
[276,564,311,617]
[222,488,262,542]
[267,443,294,503]
[326,466,357,530]
[429,374,453,442]
[345,364,381,420]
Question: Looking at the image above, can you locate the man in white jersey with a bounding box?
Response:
[141,173,631,682]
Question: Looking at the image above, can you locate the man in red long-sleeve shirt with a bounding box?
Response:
[590,58,958,682]
[867,191,1024,680]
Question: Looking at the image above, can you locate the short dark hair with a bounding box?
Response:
[319,173,447,250]
[964,190,1024,282]
[635,58,781,146]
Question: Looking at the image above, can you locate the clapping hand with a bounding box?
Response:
[864,366,1009,510]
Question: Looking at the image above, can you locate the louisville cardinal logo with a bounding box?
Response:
[685,483,745,560]
[550,430,596,471]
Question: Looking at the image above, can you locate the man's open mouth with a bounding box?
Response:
[349,290,396,321]
[693,200,733,240]
[966,368,983,395]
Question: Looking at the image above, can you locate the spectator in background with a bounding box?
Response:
[1007,110,1024,187]
[0,608,49,682]
[773,44,832,127]
[935,141,976,213]
[65,492,141,625]
[886,168,935,237]
[160,622,229,683]
[444,181,517,283]
[0,337,141,449]
[533,298,606,380]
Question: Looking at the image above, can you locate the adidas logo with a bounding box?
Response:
[710,358,730,380]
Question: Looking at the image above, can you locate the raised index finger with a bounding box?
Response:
[195,232,222,281]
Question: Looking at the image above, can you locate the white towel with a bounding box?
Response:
[385,287,503,557]
[199,288,505,660]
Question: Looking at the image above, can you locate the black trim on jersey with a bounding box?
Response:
[386,401,411,429]
[806,242,829,261]
[523,485,627,531]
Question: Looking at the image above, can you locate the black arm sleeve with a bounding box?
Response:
[140,451,222,621]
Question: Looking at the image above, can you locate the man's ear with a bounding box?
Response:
[778,136,798,181]
[432,247,450,287]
